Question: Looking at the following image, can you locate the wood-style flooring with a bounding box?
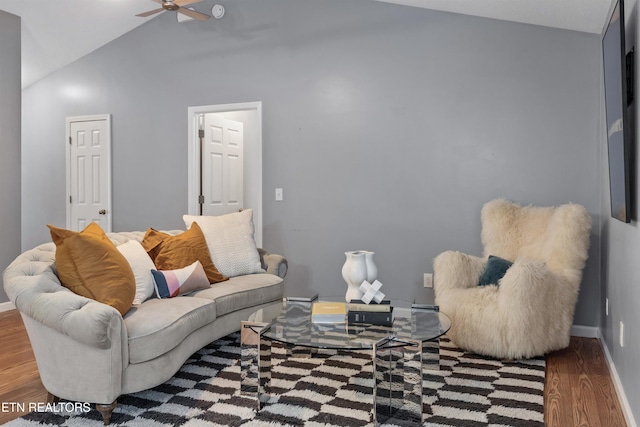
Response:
[0,310,46,424]
[0,309,628,426]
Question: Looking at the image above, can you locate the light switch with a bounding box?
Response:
[275,188,283,201]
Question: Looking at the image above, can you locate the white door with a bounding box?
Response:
[66,115,112,232]
[201,114,244,216]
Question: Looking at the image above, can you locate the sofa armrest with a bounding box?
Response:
[258,248,288,278]
[3,246,124,350]
[14,283,123,350]
[495,259,579,354]
[433,250,486,294]
[497,259,579,312]
[21,311,126,404]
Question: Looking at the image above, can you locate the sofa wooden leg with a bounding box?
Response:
[96,401,117,426]
[46,392,60,404]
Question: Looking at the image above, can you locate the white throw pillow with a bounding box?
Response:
[117,239,157,305]
[183,209,264,277]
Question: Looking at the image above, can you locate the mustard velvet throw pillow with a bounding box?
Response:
[47,222,136,316]
[141,222,228,284]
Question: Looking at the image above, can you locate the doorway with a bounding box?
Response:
[187,102,263,247]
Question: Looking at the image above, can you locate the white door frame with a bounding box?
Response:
[65,114,112,232]
[187,101,263,247]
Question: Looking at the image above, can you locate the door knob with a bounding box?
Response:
[98,209,107,215]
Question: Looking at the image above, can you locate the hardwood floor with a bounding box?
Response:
[545,336,627,426]
[0,310,47,425]
[0,309,628,426]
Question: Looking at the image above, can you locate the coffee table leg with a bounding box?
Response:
[422,337,440,411]
[403,339,423,423]
[240,321,272,410]
[372,338,395,425]
[373,336,423,425]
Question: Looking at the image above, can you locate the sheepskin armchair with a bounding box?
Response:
[433,199,592,359]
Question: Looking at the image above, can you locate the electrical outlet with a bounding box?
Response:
[620,321,624,347]
[424,273,433,288]
[606,298,609,316]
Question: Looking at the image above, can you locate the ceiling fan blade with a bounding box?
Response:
[136,8,165,17]
[177,7,210,21]
[175,0,203,6]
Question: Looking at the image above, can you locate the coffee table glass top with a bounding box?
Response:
[248,297,451,350]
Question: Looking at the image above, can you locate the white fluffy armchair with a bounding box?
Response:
[433,199,592,359]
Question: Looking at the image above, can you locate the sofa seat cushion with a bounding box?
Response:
[124,297,217,364]
[191,273,283,316]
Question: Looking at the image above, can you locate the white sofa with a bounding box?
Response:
[3,230,287,424]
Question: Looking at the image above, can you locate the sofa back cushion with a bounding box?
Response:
[48,222,135,316]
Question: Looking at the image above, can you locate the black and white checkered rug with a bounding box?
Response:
[11,334,545,426]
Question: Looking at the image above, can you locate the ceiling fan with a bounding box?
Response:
[136,0,210,21]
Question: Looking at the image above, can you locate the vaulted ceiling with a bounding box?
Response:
[0,0,615,88]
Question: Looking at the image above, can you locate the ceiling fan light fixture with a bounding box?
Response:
[137,0,210,21]
[163,1,180,11]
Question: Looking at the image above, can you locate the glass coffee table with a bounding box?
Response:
[240,297,451,425]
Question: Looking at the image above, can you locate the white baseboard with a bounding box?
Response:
[571,324,600,338]
[600,336,638,427]
[0,301,16,313]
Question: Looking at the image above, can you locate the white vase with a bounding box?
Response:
[342,251,369,302]
[363,251,377,283]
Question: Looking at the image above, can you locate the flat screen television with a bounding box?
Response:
[602,0,633,223]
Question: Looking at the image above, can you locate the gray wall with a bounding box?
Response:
[599,0,640,420]
[20,0,602,326]
[0,11,21,304]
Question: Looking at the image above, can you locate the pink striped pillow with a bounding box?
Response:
[151,261,210,298]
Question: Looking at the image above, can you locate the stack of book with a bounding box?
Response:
[347,300,393,326]
[311,302,346,324]
[285,291,318,303]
